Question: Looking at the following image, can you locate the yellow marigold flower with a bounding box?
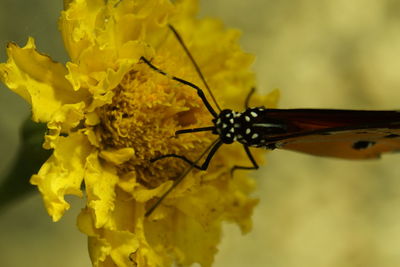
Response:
[0,0,279,266]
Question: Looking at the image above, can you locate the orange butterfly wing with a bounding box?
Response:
[276,129,400,159]
[260,109,400,159]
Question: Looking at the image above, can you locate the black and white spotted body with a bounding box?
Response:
[212,107,287,147]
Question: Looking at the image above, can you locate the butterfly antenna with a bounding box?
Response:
[145,138,220,217]
[168,24,222,112]
[244,87,256,109]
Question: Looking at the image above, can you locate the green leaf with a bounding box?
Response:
[0,118,51,209]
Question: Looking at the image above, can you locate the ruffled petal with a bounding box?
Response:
[60,0,106,62]
[31,132,92,221]
[44,102,86,149]
[85,152,119,228]
[0,38,83,122]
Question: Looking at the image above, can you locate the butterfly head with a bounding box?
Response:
[212,107,267,145]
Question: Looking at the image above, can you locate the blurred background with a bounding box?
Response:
[2,0,400,266]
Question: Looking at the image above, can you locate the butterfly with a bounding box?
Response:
[141,25,400,216]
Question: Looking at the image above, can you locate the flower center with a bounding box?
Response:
[96,65,210,187]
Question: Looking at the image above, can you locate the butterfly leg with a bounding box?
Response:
[230,145,259,175]
[151,140,223,171]
[146,139,221,217]
[140,56,218,118]
[244,87,256,109]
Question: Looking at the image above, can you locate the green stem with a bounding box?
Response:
[0,118,51,209]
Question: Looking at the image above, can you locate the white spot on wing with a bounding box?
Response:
[245,116,250,122]
[250,111,258,117]
[246,128,251,134]
[252,133,259,139]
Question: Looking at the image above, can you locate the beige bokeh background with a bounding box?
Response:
[2,0,400,266]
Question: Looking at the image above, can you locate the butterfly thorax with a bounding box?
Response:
[212,107,287,147]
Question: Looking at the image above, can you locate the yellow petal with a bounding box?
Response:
[60,0,105,62]
[44,102,86,149]
[85,153,119,228]
[251,88,281,109]
[99,147,135,165]
[145,212,221,267]
[0,37,82,122]
[31,132,92,221]
[79,200,165,267]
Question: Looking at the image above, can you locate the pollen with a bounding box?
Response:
[98,68,166,153]
[96,66,195,187]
